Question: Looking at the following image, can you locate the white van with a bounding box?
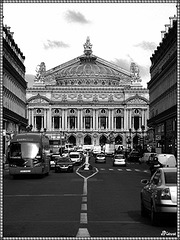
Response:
[155,154,176,167]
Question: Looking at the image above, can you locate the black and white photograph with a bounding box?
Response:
[2,0,178,238]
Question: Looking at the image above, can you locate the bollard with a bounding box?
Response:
[84,152,89,170]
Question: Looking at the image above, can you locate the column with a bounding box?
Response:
[112,109,114,130]
[108,110,111,131]
[44,109,47,129]
[93,109,95,130]
[124,108,127,130]
[62,109,64,131]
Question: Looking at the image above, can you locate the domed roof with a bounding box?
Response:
[44,37,141,87]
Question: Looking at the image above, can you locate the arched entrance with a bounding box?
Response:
[99,135,107,145]
[68,135,76,146]
[133,135,140,150]
[84,135,91,145]
[115,135,123,145]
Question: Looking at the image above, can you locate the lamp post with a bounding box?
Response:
[141,125,145,151]
[129,128,132,151]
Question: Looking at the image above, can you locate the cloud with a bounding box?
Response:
[111,58,131,72]
[43,40,70,49]
[64,10,91,24]
[134,41,157,51]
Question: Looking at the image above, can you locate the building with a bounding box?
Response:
[147,16,177,156]
[3,25,28,155]
[26,37,149,149]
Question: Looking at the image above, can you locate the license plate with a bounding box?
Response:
[20,170,31,173]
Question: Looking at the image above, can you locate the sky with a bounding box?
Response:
[3,2,177,88]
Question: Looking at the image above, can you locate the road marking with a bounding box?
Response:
[109,169,114,171]
[80,213,88,224]
[126,169,132,171]
[4,194,83,197]
[135,169,140,171]
[82,196,87,202]
[76,228,90,237]
[100,168,105,170]
[118,169,123,171]
[81,203,87,211]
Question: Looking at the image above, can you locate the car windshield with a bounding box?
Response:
[57,158,71,163]
[115,155,124,159]
[164,172,177,184]
[9,142,40,159]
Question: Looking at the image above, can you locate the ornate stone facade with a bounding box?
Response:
[26,37,149,148]
[148,16,177,156]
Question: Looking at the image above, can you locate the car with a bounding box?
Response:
[50,154,60,169]
[139,152,156,164]
[127,150,141,162]
[69,151,83,165]
[140,167,177,225]
[113,154,126,166]
[54,156,74,172]
[95,153,106,163]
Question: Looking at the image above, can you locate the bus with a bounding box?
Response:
[7,132,51,178]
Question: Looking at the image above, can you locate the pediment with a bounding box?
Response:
[27,94,50,103]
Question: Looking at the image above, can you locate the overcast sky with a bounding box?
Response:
[3,2,177,88]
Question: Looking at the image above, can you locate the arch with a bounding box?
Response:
[27,93,50,103]
[99,135,107,145]
[132,134,141,149]
[68,135,76,146]
[84,135,92,145]
[115,135,123,145]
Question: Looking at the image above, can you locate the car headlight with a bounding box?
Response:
[161,188,171,200]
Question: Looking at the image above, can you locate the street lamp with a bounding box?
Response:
[129,128,132,150]
[141,125,145,151]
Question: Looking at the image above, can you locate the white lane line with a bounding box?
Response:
[80,213,88,224]
[109,169,114,171]
[100,168,105,170]
[118,169,123,171]
[82,196,87,202]
[126,169,132,171]
[76,228,90,237]
[81,203,87,211]
[83,178,87,195]
[135,169,140,172]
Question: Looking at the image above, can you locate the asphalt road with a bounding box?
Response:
[3,155,177,237]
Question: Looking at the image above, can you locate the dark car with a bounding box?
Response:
[55,156,74,173]
[127,150,141,162]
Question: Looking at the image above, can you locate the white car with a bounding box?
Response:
[95,153,106,163]
[113,154,126,166]
[69,152,83,165]
[141,167,177,225]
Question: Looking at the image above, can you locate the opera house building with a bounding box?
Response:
[26,37,149,148]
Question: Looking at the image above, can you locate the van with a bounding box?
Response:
[155,154,176,167]
[93,145,101,155]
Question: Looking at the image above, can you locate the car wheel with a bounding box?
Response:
[151,205,159,225]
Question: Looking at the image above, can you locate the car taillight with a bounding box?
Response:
[161,188,171,200]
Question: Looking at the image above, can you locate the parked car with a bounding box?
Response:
[69,151,83,165]
[95,153,106,163]
[127,150,141,162]
[113,154,126,166]
[140,167,177,225]
[54,156,74,172]
[139,152,156,164]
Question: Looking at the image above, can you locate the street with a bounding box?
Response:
[3,155,177,237]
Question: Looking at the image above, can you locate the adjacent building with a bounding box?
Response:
[147,16,177,156]
[3,25,28,155]
[26,37,149,149]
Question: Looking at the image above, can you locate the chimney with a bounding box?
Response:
[161,30,166,39]
[169,15,177,27]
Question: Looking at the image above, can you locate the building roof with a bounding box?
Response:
[34,37,142,88]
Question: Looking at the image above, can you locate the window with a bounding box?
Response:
[116,116,121,129]
[85,117,91,129]
[54,116,60,129]
[100,117,106,129]
[134,116,139,130]
[70,116,75,129]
